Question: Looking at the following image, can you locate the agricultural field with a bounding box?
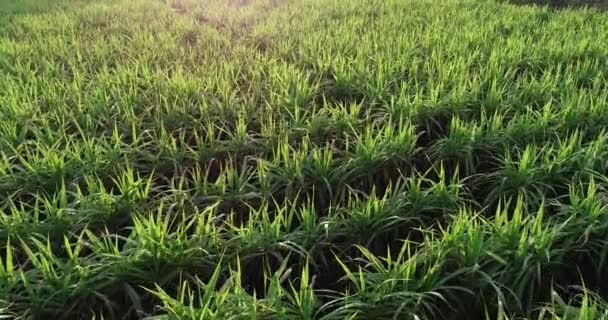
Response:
[1,0,608,318]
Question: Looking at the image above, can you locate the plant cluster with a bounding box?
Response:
[2,0,608,318]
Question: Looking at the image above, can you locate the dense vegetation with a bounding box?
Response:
[2,0,608,318]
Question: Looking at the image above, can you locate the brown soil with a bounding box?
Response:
[227,0,250,7]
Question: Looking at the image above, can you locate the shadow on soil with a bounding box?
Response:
[510,0,608,8]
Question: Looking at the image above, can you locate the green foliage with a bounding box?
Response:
[2,0,608,318]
